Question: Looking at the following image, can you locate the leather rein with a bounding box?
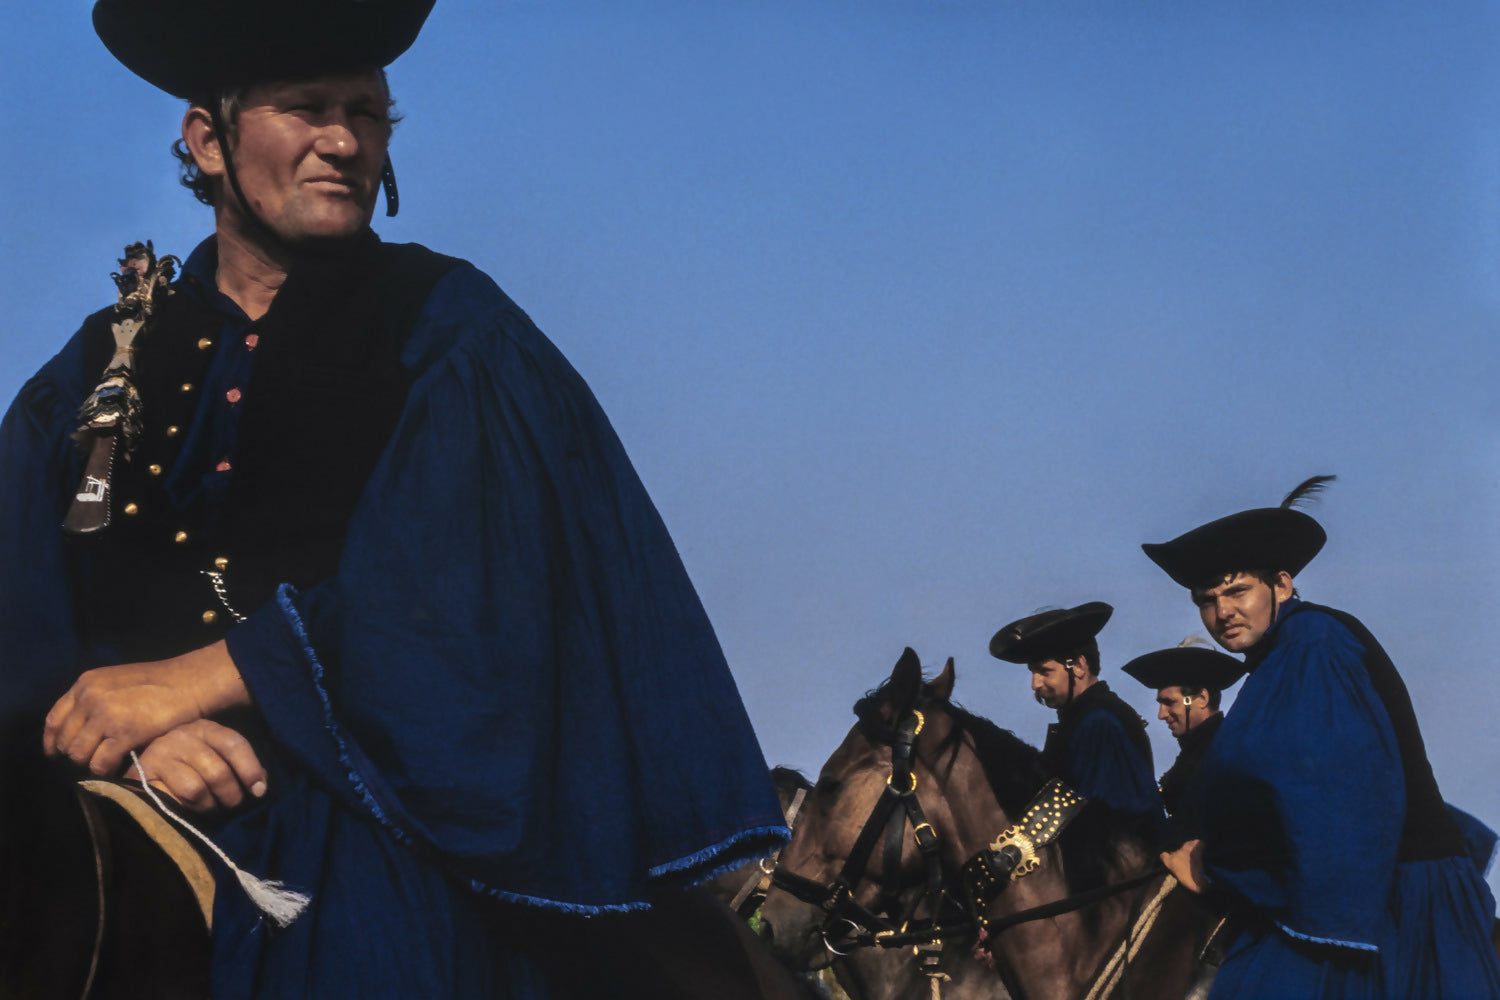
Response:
[770,703,1159,955]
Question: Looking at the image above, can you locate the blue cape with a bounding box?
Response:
[1,244,787,994]
[1067,708,1163,818]
[1193,599,1403,951]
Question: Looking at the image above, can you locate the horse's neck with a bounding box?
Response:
[992,839,1158,1000]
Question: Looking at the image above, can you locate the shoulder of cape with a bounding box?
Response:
[1275,602,1365,653]
[374,241,467,310]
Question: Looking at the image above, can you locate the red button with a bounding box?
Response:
[226,387,242,404]
[245,333,259,351]
[215,459,232,472]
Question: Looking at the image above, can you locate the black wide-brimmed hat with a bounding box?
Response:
[94,0,437,98]
[989,602,1113,664]
[1121,644,1245,693]
[1141,475,1334,590]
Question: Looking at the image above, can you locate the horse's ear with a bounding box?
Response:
[928,657,955,701]
[889,647,924,711]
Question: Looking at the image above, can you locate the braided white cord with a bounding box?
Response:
[129,751,308,927]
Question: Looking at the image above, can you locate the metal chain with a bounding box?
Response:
[202,570,248,623]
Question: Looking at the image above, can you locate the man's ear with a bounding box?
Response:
[1070,654,1089,677]
[182,106,227,179]
[1274,571,1296,604]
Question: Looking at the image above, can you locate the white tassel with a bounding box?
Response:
[130,751,310,928]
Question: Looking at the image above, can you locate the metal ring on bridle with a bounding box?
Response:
[822,917,863,957]
[887,771,917,793]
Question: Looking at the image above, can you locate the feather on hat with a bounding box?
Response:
[1141,475,1334,590]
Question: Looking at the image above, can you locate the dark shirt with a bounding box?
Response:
[1160,711,1222,817]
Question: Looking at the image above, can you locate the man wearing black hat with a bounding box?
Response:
[1120,642,1244,820]
[0,3,790,997]
[989,602,1162,824]
[1143,478,1500,1000]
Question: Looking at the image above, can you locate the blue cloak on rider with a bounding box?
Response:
[0,237,788,998]
[1183,598,1500,1000]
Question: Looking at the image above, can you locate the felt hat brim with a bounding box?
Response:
[989,601,1113,664]
[94,0,437,99]
[1141,507,1325,590]
[1120,646,1245,692]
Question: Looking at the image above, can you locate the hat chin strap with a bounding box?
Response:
[208,109,400,244]
[380,154,399,216]
[210,106,278,247]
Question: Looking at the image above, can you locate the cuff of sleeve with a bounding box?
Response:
[225,585,339,759]
[224,584,396,823]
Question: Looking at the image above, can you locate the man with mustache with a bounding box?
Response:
[1145,478,1500,999]
[1120,641,1244,820]
[989,602,1162,827]
[0,2,789,997]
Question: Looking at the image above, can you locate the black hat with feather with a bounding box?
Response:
[1141,475,1334,590]
[989,602,1113,664]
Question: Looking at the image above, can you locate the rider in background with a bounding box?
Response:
[1146,478,1500,999]
[989,602,1165,863]
[1120,640,1243,823]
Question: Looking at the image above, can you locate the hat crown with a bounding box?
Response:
[94,0,437,98]
[989,601,1113,664]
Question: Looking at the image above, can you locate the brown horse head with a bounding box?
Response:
[759,648,1040,989]
[761,648,1204,1000]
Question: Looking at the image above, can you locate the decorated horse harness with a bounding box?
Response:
[771,703,1172,990]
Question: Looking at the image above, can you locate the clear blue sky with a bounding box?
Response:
[5,2,1499,892]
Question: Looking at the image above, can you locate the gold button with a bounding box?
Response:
[123,503,139,516]
[202,610,218,625]
[166,426,180,438]
[148,464,162,476]
[180,382,194,394]
[213,556,229,570]
[174,530,189,544]
[197,338,213,351]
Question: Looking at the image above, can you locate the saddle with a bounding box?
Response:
[0,777,214,1000]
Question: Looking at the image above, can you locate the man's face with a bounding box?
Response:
[216,73,392,244]
[1029,658,1078,709]
[1193,571,1292,652]
[1155,686,1208,738]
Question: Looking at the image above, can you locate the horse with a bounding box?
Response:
[759,648,1214,1000]
[704,767,944,1000]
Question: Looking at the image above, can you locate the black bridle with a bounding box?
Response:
[770,701,1156,957]
[770,707,950,952]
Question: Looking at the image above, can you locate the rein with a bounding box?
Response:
[771,701,1166,960]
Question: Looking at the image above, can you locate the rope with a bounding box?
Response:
[130,752,309,927]
[1082,873,1177,1000]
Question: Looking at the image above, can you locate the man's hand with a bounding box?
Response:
[135,719,268,813]
[43,640,251,776]
[1160,838,1209,894]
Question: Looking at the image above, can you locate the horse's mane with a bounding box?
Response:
[769,765,812,794]
[939,702,1050,817]
[852,681,1049,817]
